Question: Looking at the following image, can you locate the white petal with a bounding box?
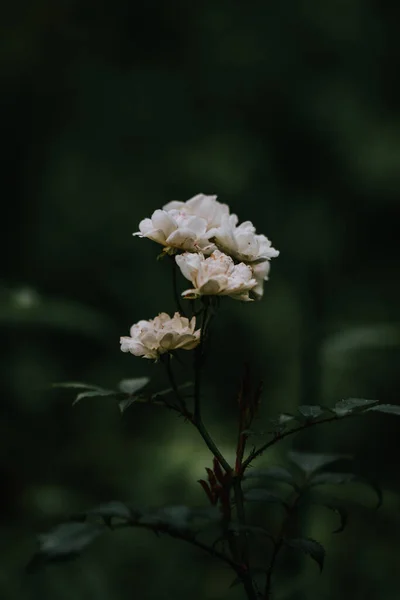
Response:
[151,209,176,238]
[175,253,201,283]
[162,200,184,211]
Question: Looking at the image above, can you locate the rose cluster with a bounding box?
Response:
[121,194,279,359]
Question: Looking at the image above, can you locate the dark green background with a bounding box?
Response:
[1,1,399,599]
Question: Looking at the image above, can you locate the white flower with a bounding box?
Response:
[176,250,257,302]
[251,260,271,300]
[163,193,230,230]
[134,208,215,253]
[210,215,279,264]
[120,312,200,360]
[208,215,279,299]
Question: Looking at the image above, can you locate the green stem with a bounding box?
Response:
[242,413,359,471]
[192,302,232,472]
[193,416,232,473]
[171,257,186,316]
[112,520,238,570]
[194,304,208,421]
[163,354,190,417]
[264,490,303,599]
[232,475,252,574]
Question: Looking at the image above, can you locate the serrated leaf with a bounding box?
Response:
[365,404,400,416]
[244,466,298,489]
[312,502,348,533]
[284,537,325,571]
[310,472,356,485]
[152,381,193,398]
[333,398,378,416]
[139,506,190,532]
[118,377,150,395]
[74,501,137,526]
[271,413,296,426]
[228,523,274,541]
[73,389,116,405]
[27,522,103,571]
[288,451,351,475]
[229,568,268,588]
[244,489,288,508]
[53,382,105,391]
[297,405,326,420]
[310,472,382,509]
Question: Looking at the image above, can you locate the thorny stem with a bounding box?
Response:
[165,298,257,599]
[191,303,232,472]
[194,304,208,421]
[112,520,238,571]
[242,413,355,472]
[264,489,304,599]
[163,354,191,418]
[232,474,251,568]
[192,302,257,600]
[171,257,186,317]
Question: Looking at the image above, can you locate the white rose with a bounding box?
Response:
[251,260,271,300]
[163,193,230,230]
[134,209,215,253]
[120,312,200,360]
[175,250,257,302]
[210,215,279,264]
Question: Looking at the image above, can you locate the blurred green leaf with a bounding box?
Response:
[284,537,325,572]
[297,405,326,420]
[118,377,150,395]
[53,382,117,405]
[333,398,378,416]
[244,489,288,508]
[311,502,348,534]
[244,466,298,489]
[138,505,220,535]
[27,522,104,572]
[228,523,274,541]
[73,390,117,405]
[74,501,138,527]
[229,568,268,588]
[288,451,351,475]
[310,472,382,509]
[365,404,400,416]
[1,289,115,341]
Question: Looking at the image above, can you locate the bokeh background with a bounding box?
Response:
[1,1,400,599]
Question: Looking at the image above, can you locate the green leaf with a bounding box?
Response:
[53,382,117,405]
[138,505,219,535]
[244,466,298,489]
[229,568,268,588]
[228,523,274,541]
[312,502,348,533]
[53,382,105,391]
[244,489,288,508]
[288,451,351,475]
[27,522,103,571]
[152,381,193,399]
[118,377,150,395]
[310,472,356,485]
[365,404,400,416]
[271,413,296,426]
[74,501,138,527]
[284,537,325,572]
[297,405,326,420]
[310,472,382,508]
[333,398,378,416]
[73,389,116,405]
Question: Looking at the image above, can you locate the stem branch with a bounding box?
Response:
[264,490,303,599]
[242,414,357,471]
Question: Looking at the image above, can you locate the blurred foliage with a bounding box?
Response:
[1,0,400,598]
